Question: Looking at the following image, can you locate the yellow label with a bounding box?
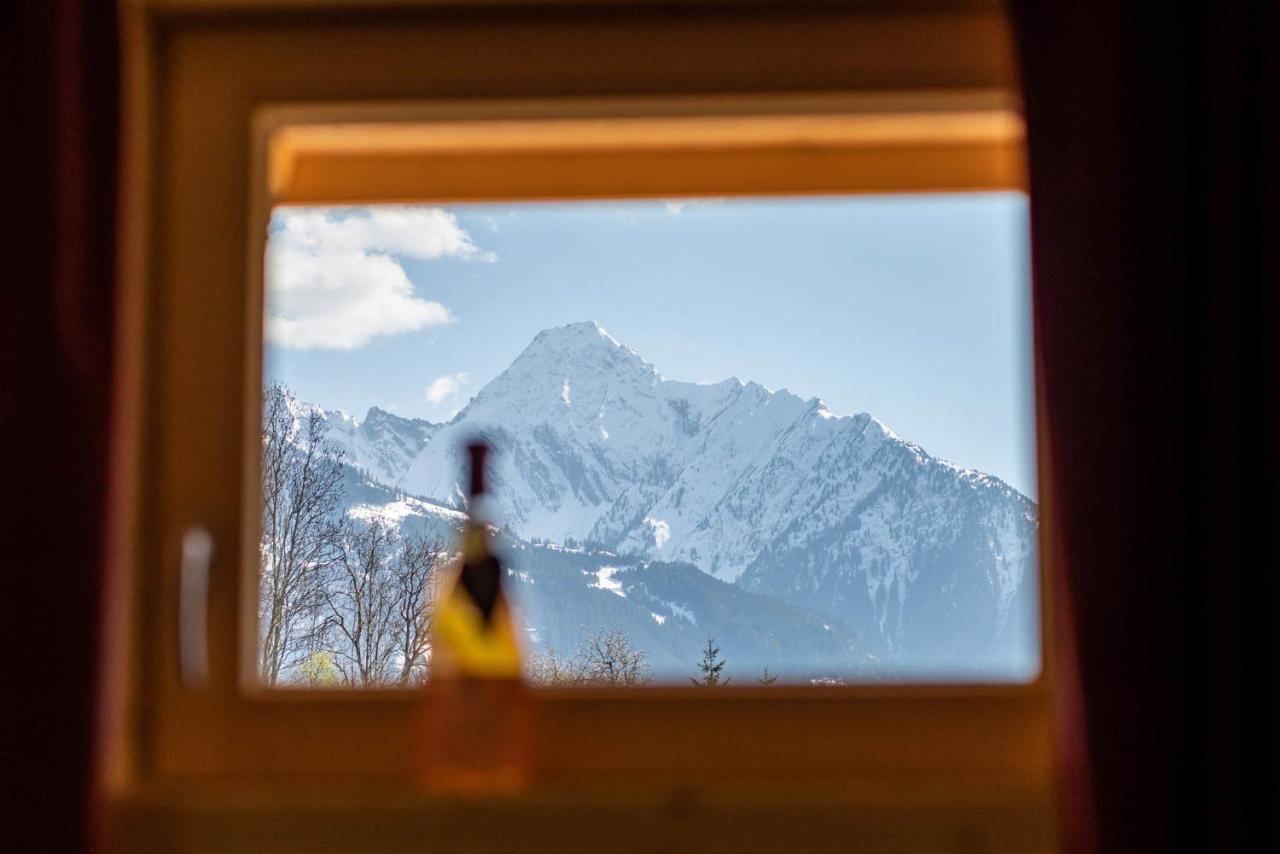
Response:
[431,577,523,680]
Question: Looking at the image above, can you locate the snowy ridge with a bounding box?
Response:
[292,401,440,487]
[347,496,467,528]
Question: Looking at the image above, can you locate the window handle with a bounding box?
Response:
[179,526,214,688]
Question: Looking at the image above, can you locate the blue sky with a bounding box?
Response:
[265,194,1037,497]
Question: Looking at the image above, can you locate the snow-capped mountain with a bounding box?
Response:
[392,321,1037,674]
[282,321,1039,677]
[311,405,440,486]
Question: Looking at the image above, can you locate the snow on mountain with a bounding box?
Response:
[293,321,1039,676]
[401,321,680,536]
[347,495,467,529]
[291,400,440,487]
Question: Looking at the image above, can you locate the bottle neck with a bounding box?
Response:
[462,493,497,560]
[461,521,491,562]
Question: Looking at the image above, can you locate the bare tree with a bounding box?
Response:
[582,627,650,685]
[320,518,400,687]
[526,645,588,686]
[691,636,728,686]
[757,666,778,686]
[393,534,446,685]
[317,518,447,687]
[526,628,650,687]
[259,383,346,685]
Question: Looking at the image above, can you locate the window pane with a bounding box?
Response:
[259,195,1039,687]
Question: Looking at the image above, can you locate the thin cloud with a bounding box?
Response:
[662,198,726,215]
[265,206,492,350]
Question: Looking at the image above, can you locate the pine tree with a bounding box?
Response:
[757,666,778,686]
[691,636,728,686]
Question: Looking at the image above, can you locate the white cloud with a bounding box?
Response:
[266,206,492,350]
[425,372,470,404]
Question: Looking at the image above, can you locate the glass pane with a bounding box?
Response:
[259,195,1039,687]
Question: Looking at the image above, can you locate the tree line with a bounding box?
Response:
[528,629,780,687]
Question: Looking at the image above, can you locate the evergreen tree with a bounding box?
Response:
[691,636,728,686]
[757,666,778,686]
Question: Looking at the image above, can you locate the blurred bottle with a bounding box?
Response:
[420,441,532,793]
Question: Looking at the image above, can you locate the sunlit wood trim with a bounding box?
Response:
[264,95,1025,205]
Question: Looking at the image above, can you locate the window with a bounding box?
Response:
[111,10,1054,848]
[261,194,1038,688]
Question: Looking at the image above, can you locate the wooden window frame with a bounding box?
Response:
[106,7,1054,844]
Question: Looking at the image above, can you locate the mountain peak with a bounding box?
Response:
[364,405,422,425]
[531,320,619,349]
[450,321,660,427]
[506,321,658,379]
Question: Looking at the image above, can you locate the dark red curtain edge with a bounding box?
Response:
[1,2,120,852]
[1013,1,1280,851]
